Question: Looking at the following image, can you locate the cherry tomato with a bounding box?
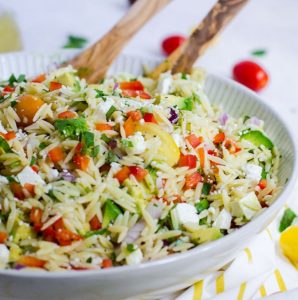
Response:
[232,60,269,91]
[161,35,186,56]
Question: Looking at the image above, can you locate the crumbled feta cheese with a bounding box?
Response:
[0,121,7,134]
[126,248,143,265]
[16,129,27,140]
[213,209,232,229]
[243,164,262,182]
[125,132,146,155]
[157,74,172,94]
[172,203,199,227]
[110,162,122,174]
[231,192,262,220]
[172,133,183,147]
[48,169,59,180]
[0,175,8,184]
[17,166,45,186]
[0,245,9,268]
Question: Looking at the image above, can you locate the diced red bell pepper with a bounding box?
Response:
[213,132,225,144]
[129,166,148,181]
[73,155,90,171]
[114,166,130,184]
[101,258,113,268]
[143,113,157,123]
[123,117,136,137]
[258,179,267,190]
[30,207,43,232]
[32,74,46,83]
[2,85,15,94]
[18,256,46,268]
[0,232,8,243]
[89,215,102,231]
[122,89,151,99]
[186,134,203,148]
[49,81,62,91]
[48,146,65,163]
[4,131,16,141]
[127,110,142,121]
[184,172,203,189]
[120,81,144,91]
[57,111,77,119]
[178,154,197,169]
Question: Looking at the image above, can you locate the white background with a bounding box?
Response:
[1,0,298,136]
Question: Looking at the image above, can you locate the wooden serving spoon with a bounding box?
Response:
[65,0,171,83]
[148,0,249,79]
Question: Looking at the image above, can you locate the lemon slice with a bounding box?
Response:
[135,123,180,167]
[280,225,298,268]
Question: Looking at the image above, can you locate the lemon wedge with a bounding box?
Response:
[135,123,180,167]
[280,225,298,269]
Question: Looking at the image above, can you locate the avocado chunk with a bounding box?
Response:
[241,130,273,150]
[102,199,122,228]
[55,72,76,87]
[191,228,223,243]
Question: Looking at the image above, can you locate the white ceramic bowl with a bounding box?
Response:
[0,52,296,300]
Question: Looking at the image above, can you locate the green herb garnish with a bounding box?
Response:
[126,244,136,253]
[121,139,133,148]
[106,151,118,163]
[179,97,193,111]
[181,73,187,80]
[201,183,212,195]
[54,117,88,140]
[0,136,12,154]
[101,134,111,144]
[195,199,210,213]
[95,89,107,101]
[39,142,48,150]
[279,208,296,232]
[251,49,267,57]
[106,105,116,119]
[63,35,88,49]
[84,228,108,238]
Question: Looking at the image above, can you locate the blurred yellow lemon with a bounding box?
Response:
[280,225,298,269]
[0,13,22,52]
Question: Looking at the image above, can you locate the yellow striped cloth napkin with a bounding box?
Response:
[169,185,298,300]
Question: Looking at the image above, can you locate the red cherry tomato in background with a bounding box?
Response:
[232,60,269,91]
[161,35,186,56]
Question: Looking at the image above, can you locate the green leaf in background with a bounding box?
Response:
[279,208,297,232]
[251,49,267,57]
[63,35,88,49]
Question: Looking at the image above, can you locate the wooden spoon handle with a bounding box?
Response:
[149,0,248,78]
[67,0,171,83]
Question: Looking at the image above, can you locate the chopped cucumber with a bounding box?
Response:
[241,130,273,150]
[102,199,122,228]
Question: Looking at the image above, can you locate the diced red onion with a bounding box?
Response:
[15,264,25,270]
[146,201,163,219]
[113,83,119,91]
[124,221,145,244]
[219,112,228,126]
[168,108,179,124]
[108,139,117,149]
[250,116,261,126]
[60,170,76,182]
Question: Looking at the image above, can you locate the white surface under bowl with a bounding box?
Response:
[0,51,296,300]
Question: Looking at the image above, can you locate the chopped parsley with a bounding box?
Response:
[101,134,111,144]
[106,105,117,120]
[106,151,118,163]
[251,49,267,57]
[179,97,193,111]
[195,199,210,213]
[7,74,26,87]
[0,136,12,153]
[84,228,108,238]
[63,35,88,49]
[121,139,133,148]
[126,244,136,253]
[201,183,212,195]
[54,117,88,140]
[181,73,187,80]
[279,208,296,232]
[95,89,107,100]
[39,142,48,150]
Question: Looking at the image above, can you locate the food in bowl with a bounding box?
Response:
[0,67,280,271]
